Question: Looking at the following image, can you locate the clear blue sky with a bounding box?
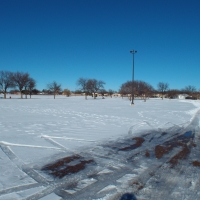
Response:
[1,0,200,91]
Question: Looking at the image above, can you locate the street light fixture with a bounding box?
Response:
[130,50,137,105]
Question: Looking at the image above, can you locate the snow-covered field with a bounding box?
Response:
[0,95,200,200]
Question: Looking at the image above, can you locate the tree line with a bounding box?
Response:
[76,78,106,99]
[0,71,36,99]
[119,80,200,101]
[119,80,154,101]
[156,82,200,100]
[1,70,199,100]
[0,71,110,99]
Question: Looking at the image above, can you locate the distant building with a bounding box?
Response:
[113,93,121,97]
[174,94,189,99]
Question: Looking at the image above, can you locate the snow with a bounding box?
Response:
[0,95,200,199]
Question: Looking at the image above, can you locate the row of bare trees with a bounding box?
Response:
[167,85,199,99]
[157,82,200,99]
[77,78,106,99]
[43,79,200,100]
[0,71,36,99]
[119,80,200,100]
[119,80,154,101]
[0,71,67,99]
[1,70,199,101]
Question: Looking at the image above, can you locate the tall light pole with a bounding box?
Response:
[130,50,137,105]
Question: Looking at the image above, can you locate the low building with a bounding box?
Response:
[174,94,189,99]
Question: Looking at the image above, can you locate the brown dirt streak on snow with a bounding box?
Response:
[145,151,150,157]
[192,160,200,167]
[50,159,94,178]
[169,145,190,168]
[155,145,173,159]
[42,155,95,178]
[154,132,193,159]
[119,137,145,151]
[42,155,82,171]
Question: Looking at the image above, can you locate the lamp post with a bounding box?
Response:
[130,50,137,105]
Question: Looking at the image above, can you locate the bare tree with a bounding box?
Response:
[27,78,36,98]
[182,85,197,99]
[77,78,105,99]
[119,81,132,100]
[0,71,14,98]
[119,81,131,99]
[139,81,154,101]
[63,88,71,97]
[182,85,196,95]
[12,72,30,98]
[157,82,169,100]
[47,81,62,99]
[119,80,154,101]
[23,77,36,99]
[108,89,114,98]
[77,78,89,99]
[99,89,107,99]
[197,89,200,100]
[87,79,105,99]
[167,89,180,99]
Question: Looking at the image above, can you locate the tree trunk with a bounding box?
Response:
[21,91,23,99]
[4,92,6,99]
[25,87,27,99]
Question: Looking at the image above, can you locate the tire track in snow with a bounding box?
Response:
[0,144,48,184]
[0,183,42,196]
[41,136,70,151]
[0,120,199,200]
[0,141,62,150]
[58,166,134,200]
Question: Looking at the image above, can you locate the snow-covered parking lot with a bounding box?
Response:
[0,96,200,200]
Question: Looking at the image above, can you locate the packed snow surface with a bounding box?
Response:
[0,95,200,200]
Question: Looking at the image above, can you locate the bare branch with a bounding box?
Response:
[11,72,30,98]
[157,82,169,99]
[47,81,62,99]
[0,71,15,98]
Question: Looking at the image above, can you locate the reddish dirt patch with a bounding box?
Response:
[192,160,200,167]
[119,137,145,151]
[169,145,190,167]
[134,137,145,147]
[42,155,95,178]
[42,155,81,171]
[145,151,150,157]
[132,181,144,190]
[51,160,94,178]
[155,131,193,160]
[155,145,173,159]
